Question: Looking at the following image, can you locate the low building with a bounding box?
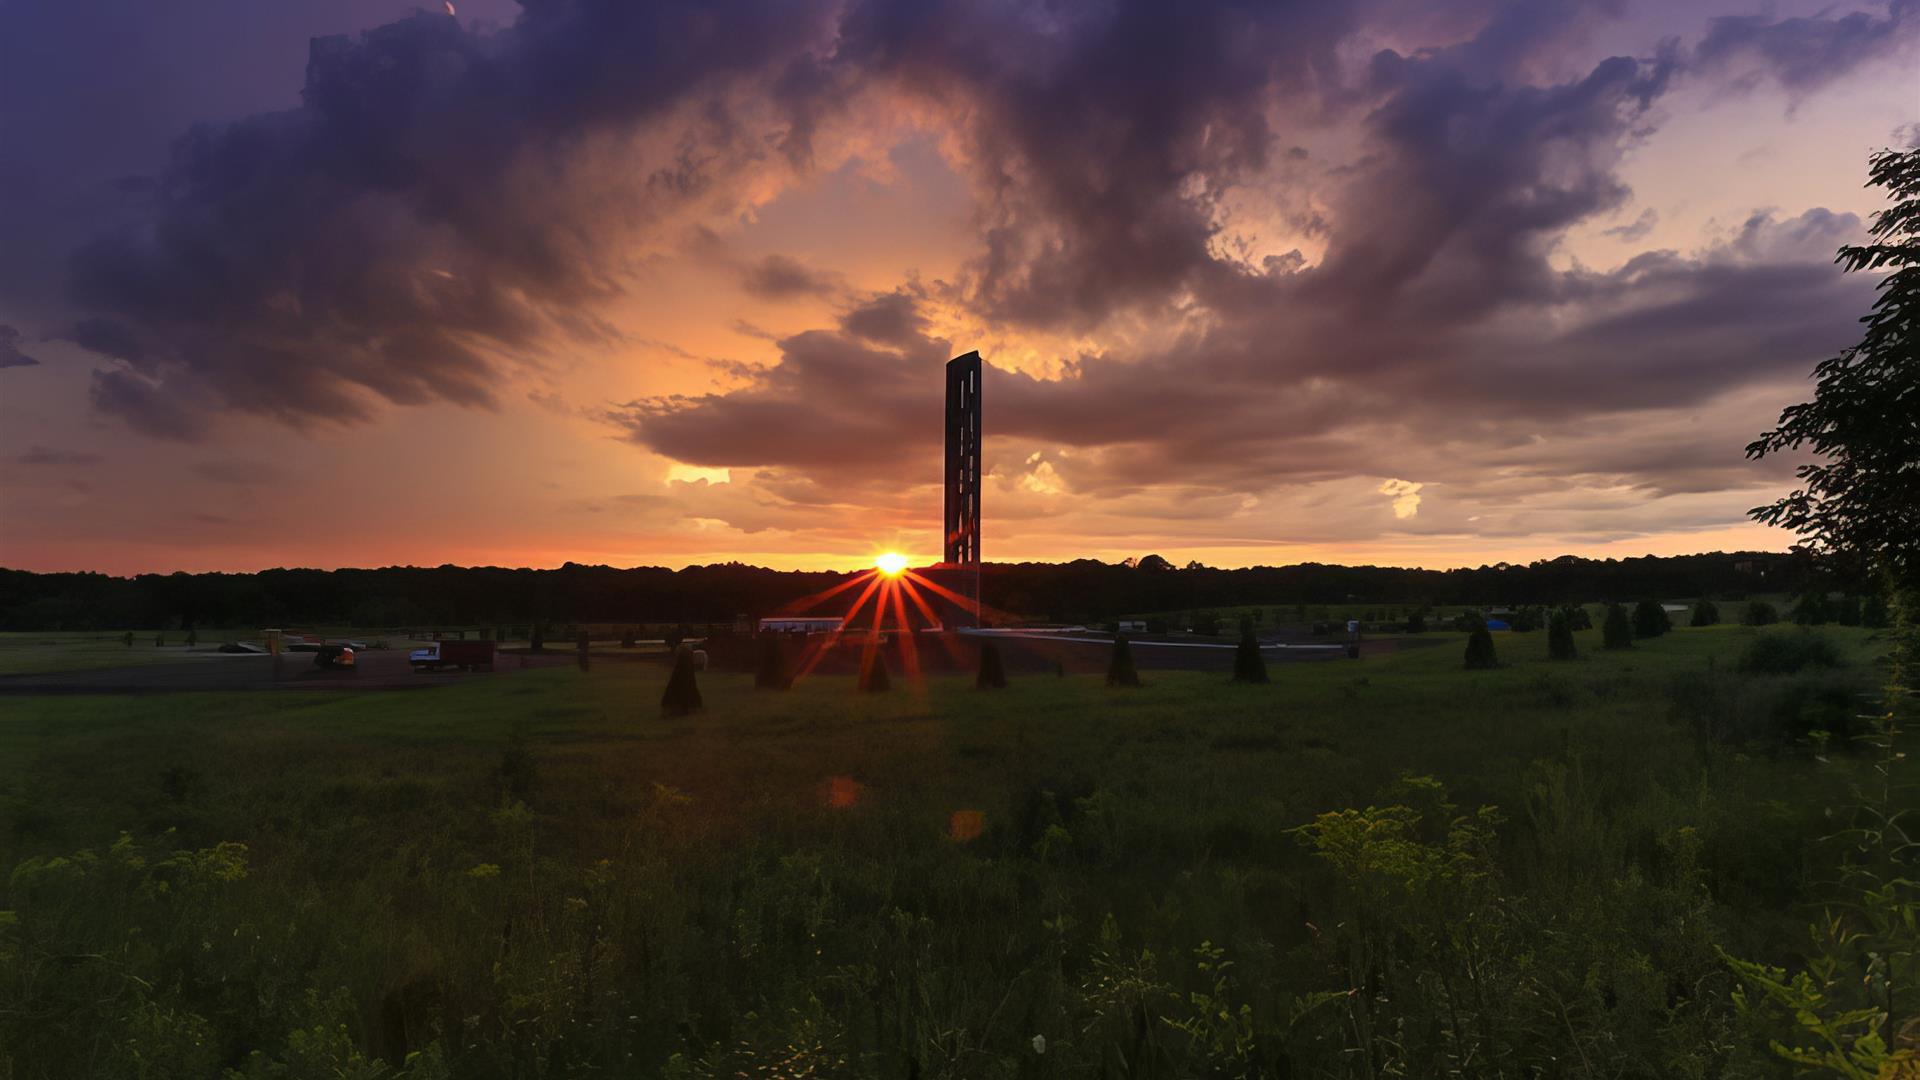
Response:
[759,616,845,634]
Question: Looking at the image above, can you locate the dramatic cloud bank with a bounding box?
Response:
[4,0,1915,570]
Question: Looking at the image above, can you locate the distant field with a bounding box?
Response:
[0,622,1904,1077]
[1124,595,1793,629]
[0,630,418,676]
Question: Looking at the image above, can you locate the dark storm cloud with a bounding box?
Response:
[1304,16,1680,326]
[622,201,1870,504]
[62,1,844,439]
[836,0,1355,329]
[45,0,1888,525]
[0,325,40,369]
[1694,0,1916,95]
[1603,209,1659,242]
[740,254,843,299]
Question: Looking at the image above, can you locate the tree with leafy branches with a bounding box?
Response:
[1731,147,1920,1077]
[1748,148,1920,594]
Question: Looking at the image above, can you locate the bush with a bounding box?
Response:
[1833,595,1861,626]
[1192,612,1221,636]
[660,651,702,716]
[1741,600,1779,626]
[1789,592,1829,626]
[576,631,590,672]
[1464,627,1498,669]
[1689,599,1720,627]
[976,639,1006,689]
[1769,675,1868,749]
[857,648,890,692]
[1548,610,1576,660]
[755,633,791,690]
[1404,610,1427,634]
[1738,629,1843,675]
[529,623,545,653]
[1107,634,1140,687]
[1632,600,1671,639]
[621,627,636,648]
[1602,604,1633,649]
[1232,625,1268,684]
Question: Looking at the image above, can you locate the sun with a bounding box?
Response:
[874,551,909,577]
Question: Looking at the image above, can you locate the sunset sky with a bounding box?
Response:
[1,0,1914,575]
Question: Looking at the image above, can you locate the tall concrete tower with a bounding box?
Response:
[943,351,982,623]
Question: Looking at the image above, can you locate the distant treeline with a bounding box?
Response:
[0,551,1821,631]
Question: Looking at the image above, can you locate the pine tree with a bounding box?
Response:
[976,639,1007,689]
[530,623,545,653]
[755,632,791,690]
[1232,623,1268,683]
[1464,626,1498,669]
[576,631,590,672]
[858,647,891,692]
[1106,633,1141,687]
[1690,599,1720,627]
[1632,600,1671,639]
[660,650,703,716]
[1548,609,1577,660]
[1405,610,1427,634]
[1603,604,1633,649]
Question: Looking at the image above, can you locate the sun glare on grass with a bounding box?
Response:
[874,551,909,577]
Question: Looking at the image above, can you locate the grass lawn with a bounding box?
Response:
[0,623,1905,1078]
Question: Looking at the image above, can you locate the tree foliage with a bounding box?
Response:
[1232,622,1269,684]
[975,638,1007,689]
[1463,626,1498,670]
[1603,604,1633,649]
[1548,609,1577,660]
[755,633,791,690]
[660,651,702,716]
[1748,148,1920,586]
[1106,633,1140,687]
[1633,599,1672,639]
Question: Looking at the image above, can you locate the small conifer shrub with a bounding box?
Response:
[1464,626,1498,669]
[1106,633,1141,687]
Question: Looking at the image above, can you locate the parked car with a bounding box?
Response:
[410,640,496,673]
[313,645,355,670]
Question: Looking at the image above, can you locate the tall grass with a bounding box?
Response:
[0,625,1903,1077]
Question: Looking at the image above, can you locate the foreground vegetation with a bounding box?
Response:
[0,623,1911,1077]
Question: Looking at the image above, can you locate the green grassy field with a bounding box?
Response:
[0,623,1909,1077]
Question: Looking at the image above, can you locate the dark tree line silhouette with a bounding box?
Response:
[0,551,1823,631]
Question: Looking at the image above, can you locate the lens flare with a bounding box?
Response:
[875,552,909,577]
